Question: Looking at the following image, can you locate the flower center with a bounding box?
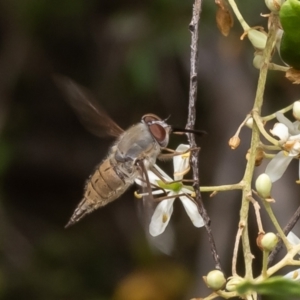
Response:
[157,180,183,192]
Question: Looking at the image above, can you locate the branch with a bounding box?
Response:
[268,205,300,266]
[186,0,222,271]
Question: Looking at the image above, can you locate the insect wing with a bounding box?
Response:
[54,75,124,138]
[136,164,175,255]
[138,188,175,255]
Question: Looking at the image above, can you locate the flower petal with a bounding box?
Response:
[149,197,176,236]
[292,121,300,135]
[284,269,300,281]
[289,141,300,156]
[179,195,204,227]
[181,187,193,194]
[265,151,293,182]
[135,166,172,188]
[287,231,300,246]
[151,165,172,181]
[270,123,289,142]
[276,112,294,133]
[173,144,190,181]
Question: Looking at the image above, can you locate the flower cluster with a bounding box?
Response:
[135,144,204,236]
[265,110,300,182]
[284,232,300,281]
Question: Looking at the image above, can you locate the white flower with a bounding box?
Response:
[135,144,204,236]
[265,112,300,182]
[284,269,300,281]
[284,232,300,282]
[287,231,300,249]
[270,123,289,142]
[293,101,300,121]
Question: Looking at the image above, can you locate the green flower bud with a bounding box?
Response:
[255,173,272,198]
[248,29,267,50]
[265,0,284,12]
[293,101,300,120]
[205,270,226,290]
[253,53,263,69]
[245,117,253,129]
[260,232,278,251]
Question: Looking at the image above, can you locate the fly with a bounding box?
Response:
[54,75,204,228]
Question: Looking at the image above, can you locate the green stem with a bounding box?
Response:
[255,243,300,281]
[227,0,250,31]
[253,113,279,145]
[198,183,243,193]
[262,103,294,122]
[260,143,281,151]
[262,200,292,250]
[239,13,279,279]
[263,153,276,159]
[261,250,269,278]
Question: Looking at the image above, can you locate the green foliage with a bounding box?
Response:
[236,276,300,299]
[16,0,96,33]
[279,0,300,69]
[126,44,159,93]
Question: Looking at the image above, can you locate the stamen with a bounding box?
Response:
[162,214,169,223]
[134,191,144,199]
[293,270,299,279]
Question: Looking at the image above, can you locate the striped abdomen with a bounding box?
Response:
[65,157,134,227]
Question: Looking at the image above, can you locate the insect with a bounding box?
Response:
[55,76,203,228]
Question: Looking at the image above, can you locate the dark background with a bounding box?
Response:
[0,0,299,299]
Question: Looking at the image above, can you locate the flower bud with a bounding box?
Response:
[260,232,278,251]
[253,53,263,69]
[256,232,265,251]
[245,117,253,129]
[255,147,264,166]
[293,101,300,121]
[226,276,244,292]
[265,0,284,12]
[255,173,272,198]
[204,270,226,290]
[248,29,267,50]
[229,136,240,149]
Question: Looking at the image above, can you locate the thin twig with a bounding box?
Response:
[268,205,300,266]
[261,199,292,251]
[186,0,222,271]
[232,225,244,275]
[248,195,264,234]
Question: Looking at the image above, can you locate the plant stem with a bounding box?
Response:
[238,13,279,279]
[268,204,300,266]
[186,0,222,271]
[261,250,269,278]
[262,103,294,122]
[227,0,250,31]
[262,200,292,250]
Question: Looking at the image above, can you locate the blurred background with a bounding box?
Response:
[0,0,300,299]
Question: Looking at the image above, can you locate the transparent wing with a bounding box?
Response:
[54,75,124,138]
[135,164,175,255]
[137,190,175,255]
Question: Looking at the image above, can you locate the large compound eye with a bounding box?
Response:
[149,123,167,145]
[142,114,169,146]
